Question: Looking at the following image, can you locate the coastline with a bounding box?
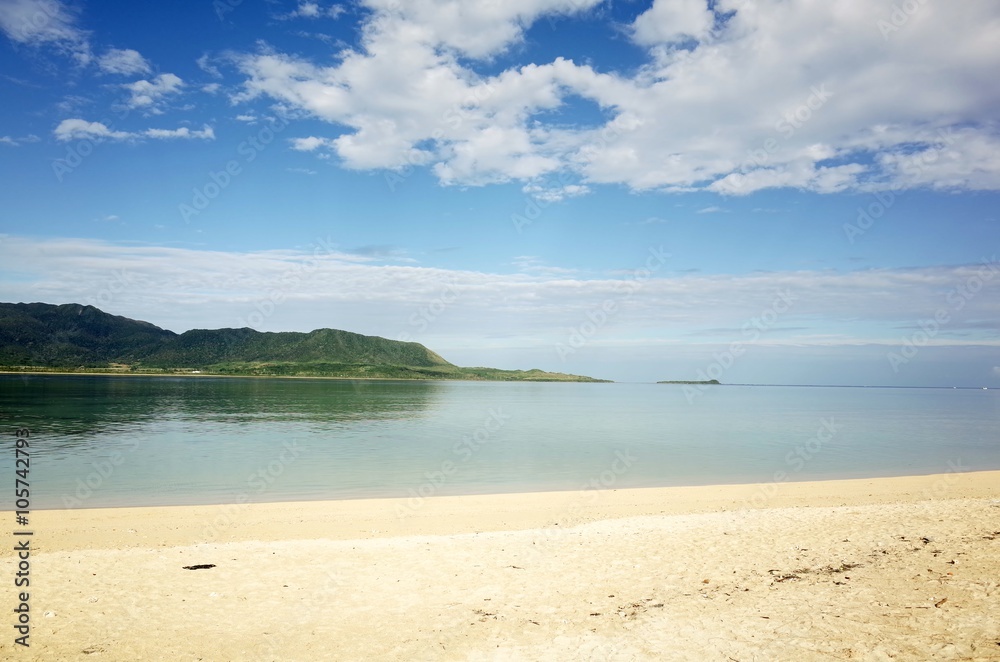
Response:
[19,469,1000,551]
[3,471,998,660]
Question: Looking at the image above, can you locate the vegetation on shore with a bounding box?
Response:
[656,379,721,385]
[0,302,609,382]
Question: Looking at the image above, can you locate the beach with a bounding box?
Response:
[3,471,999,661]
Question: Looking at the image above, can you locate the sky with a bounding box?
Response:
[0,0,998,386]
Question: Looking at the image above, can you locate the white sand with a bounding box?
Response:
[3,472,999,660]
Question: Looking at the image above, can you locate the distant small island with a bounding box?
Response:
[656,379,721,385]
[0,302,610,383]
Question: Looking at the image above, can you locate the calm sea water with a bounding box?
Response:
[1,374,997,509]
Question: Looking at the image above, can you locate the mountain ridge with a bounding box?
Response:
[0,302,608,382]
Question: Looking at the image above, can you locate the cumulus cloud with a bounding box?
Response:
[97,47,151,76]
[0,0,91,64]
[123,73,184,112]
[233,0,1000,195]
[290,136,332,151]
[53,119,215,142]
[632,0,715,46]
[53,119,132,142]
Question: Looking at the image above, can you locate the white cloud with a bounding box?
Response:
[97,48,151,76]
[632,0,715,46]
[280,2,347,20]
[53,119,132,142]
[873,128,1000,192]
[123,73,184,111]
[290,136,332,151]
[202,83,221,94]
[53,119,215,142]
[196,54,222,79]
[361,0,603,60]
[0,0,91,64]
[233,0,1000,195]
[8,133,40,145]
[522,182,590,203]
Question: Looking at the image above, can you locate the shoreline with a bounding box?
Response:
[17,469,1000,552]
[6,370,995,389]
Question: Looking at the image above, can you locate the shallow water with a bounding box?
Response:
[2,374,997,508]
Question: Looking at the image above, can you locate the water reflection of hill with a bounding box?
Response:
[1,374,443,441]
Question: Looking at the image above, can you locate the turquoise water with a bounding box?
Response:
[1,374,997,509]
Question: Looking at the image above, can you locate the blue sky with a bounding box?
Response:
[1,0,998,385]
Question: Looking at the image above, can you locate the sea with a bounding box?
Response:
[2,374,997,509]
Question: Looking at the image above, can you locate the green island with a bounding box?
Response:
[0,302,609,382]
[656,379,721,385]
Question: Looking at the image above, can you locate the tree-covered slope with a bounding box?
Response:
[141,327,452,368]
[0,302,174,366]
[0,302,607,381]
[0,302,452,370]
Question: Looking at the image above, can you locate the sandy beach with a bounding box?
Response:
[3,471,999,661]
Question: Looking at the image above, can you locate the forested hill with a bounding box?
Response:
[0,302,607,382]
